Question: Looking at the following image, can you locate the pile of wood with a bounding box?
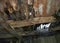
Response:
[0,0,59,38]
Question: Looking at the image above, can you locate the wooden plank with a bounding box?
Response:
[0,29,60,38]
[7,16,55,28]
[0,31,36,38]
[0,24,60,38]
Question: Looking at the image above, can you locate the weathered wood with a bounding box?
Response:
[7,16,55,28]
[0,14,20,39]
[0,31,58,38]
[0,27,60,38]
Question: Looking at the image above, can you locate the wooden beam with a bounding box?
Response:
[0,25,60,38]
[0,26,60,38]
[0,31,36,38]
[7,16,56,28]
[0,30,35,38]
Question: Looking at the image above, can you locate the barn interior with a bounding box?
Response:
[0,0,60,43]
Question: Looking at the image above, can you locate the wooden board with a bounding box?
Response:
[7,16,55,28]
